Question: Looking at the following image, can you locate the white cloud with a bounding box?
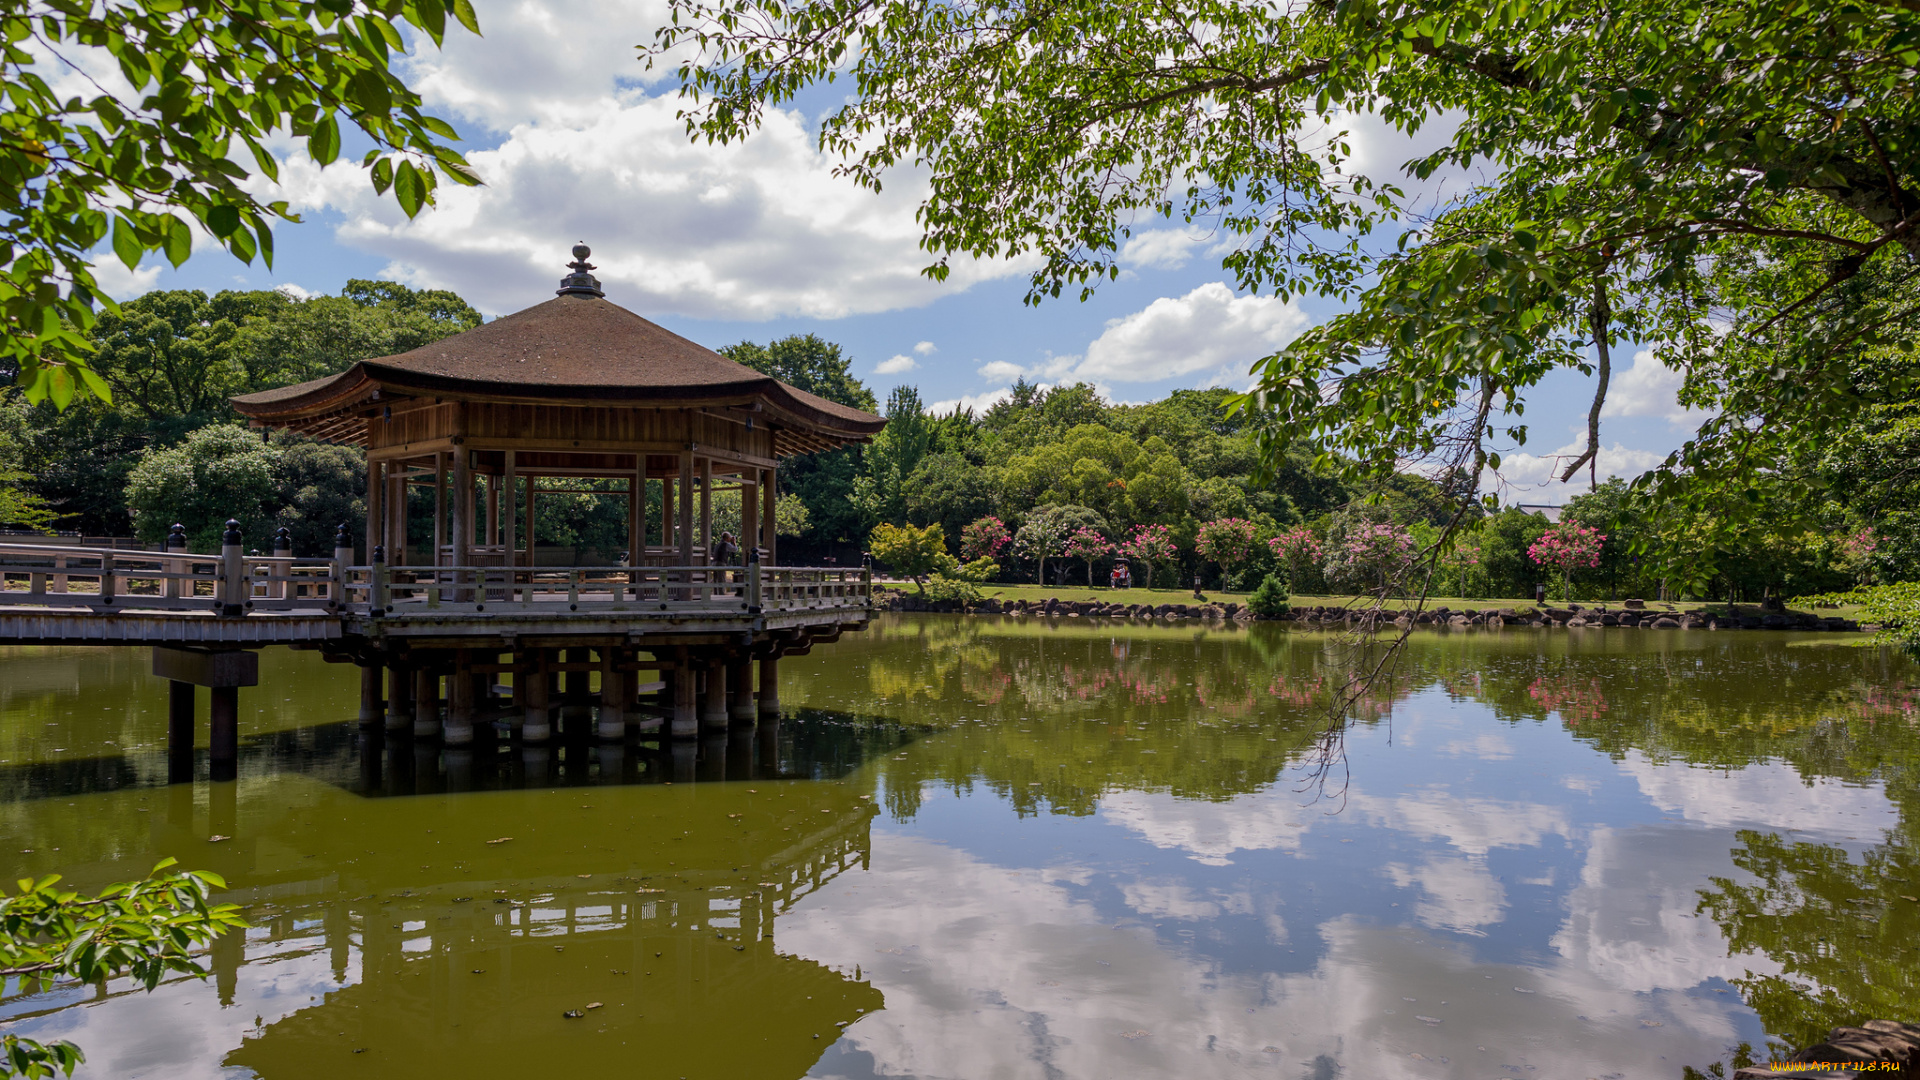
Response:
[1073,282,1311,385]
[929,387,1016,415]
[275,283,315,301]
[1120,229,1209,270]
[912,340,937,355]
[875,354,918,375]
[90,259,163,300]
[1383,857,1507,934]
[1603,348,1714,427]
[977,360,1027,383]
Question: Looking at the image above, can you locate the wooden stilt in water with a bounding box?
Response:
[413,665,440,738]
[701,654,728,730]
[168,680,195,783]
[446,650,475,746]
[758,655,781,717]
[523,650,553,742]
[728,656,755,722]
[385,658,412,732]
[209,685,238,781]
[598,647,626,740]
[358,663,382,724]
[671,647,698,738]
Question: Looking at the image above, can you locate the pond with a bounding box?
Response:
[1,616,1916,1079]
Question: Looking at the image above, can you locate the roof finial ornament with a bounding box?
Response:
[557,242,604,299]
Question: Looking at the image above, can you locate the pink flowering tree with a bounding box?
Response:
[1442,541,1483,598]
[1120,523,1177,590]
[1840,526,1878,585]
[1064,527,1113,587]
[961,516,1012,563]
[1266,526,1321,593]
[1195,517,1258,589]
[1324,519,1416,592]
[1527,521,1606,599]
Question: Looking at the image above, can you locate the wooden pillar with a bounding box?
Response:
[598,648,625,741]
[628,456,644,564]
[701,654,727,730]
[758,654,781,717]
[728,657,755,722]
[366,458,385,561]
[358,663,382,724]
[484,473,498,546]
[523,650,552,742]
[446,650,474,746]
[413,665,439,738]
[209,685,239,781]
[699,457,712,561]
[662,474,674,552]
[742,477,759,563]
[762,467,777,565]
[387,461,407,567]
[671,647,697,738]
[678,450,694,565]
[386,657,412,732]
[432,451,446,566]
[526,482,538,570]
[503,450,518,567]
[168,681,195,783]
[451,445,471,570]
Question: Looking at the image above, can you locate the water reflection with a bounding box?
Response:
[0,620,1915,1078]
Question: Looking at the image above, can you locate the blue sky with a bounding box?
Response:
[91,0,1707,505]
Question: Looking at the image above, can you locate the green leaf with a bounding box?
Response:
[393,159,426,217]
[307,113,340,165]
[111,215,143,271]
[371,156,394,194]
[162,216,191,267]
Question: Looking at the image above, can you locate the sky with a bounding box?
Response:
[93,0,1709,506]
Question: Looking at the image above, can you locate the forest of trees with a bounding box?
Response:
[1,282,1911,604]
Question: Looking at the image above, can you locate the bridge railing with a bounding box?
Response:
[2,541,871,619]
[345,563,872,617]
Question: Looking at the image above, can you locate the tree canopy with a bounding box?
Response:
[652,0,1920,562]
[3,0,482,411]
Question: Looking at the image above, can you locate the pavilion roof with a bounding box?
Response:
[230,293,885,447]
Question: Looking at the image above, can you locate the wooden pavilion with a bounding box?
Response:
[218,246,885,748]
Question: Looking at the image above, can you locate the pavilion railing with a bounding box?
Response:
[345,564,871,617]
[1,541,871,619]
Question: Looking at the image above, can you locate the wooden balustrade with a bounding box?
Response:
[1,542,871,619]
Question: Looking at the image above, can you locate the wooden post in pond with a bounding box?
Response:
[359,664,383,725]
[701,653,728,730]
[598,647,625,740]
[564,645,592,721]
[671,646,697,738]
[523,649,553,743]
[386,652,412,733]
[413,665,440,738]
[446,650,474,746]
[729,655,755,722]
[220,519,244,616]
[209,684,238,781]
[168,680,195,782]
[758,654,780,717]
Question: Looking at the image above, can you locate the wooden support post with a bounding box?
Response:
[387,459,407,567]
[446,650,474,746]
[762,466,778,565]
[413,665,440,738]
[503,450,518,567]
[598,648,625,740]
[432,450,446,565]
[484,473,498,546]
[386,657,412,732]
[662,473,674,551]
[451,442,471,599]
[742,477,759,563]
[218,520,242,616]
[168,681,195,783]
[359,663,383,724]
[699,457,712,561]
[758,655,781,717]
[671,647,697,739]
[678,450,694,566]
[702,654,727,730]
[729,656,755,722]
[366,458,384,566]
[209,685,238,781]
[523,650,552,743]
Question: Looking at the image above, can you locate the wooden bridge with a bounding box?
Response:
[0,531,871,781]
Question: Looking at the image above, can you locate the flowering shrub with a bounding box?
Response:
[1839,527,1879,585]
[1267,526,1321,591]
[1527,521,1606,598]
[961,516,1012,562]
[1195,518,1257,570]
[1064,527,1113,586]
[1323,519,1415,592]
[1120,524,1176,590]
[1442,541,1483,598]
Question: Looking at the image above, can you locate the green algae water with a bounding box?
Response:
[1,616,1916,1079]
